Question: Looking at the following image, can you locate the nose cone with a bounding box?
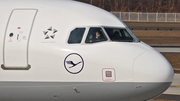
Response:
[133,49,174,100]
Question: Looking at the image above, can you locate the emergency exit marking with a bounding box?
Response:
[3,9,37,69]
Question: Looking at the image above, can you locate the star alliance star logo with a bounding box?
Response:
[43,26,58,39]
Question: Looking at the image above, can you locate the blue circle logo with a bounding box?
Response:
[64,53,84,74]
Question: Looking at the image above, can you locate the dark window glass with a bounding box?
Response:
[68,28,85,44]
[104,28,134,42]
[85,27,107,43]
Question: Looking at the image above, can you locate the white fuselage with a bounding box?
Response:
[0,0,174,101]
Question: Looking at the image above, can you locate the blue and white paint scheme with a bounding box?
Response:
[0,0,174,101]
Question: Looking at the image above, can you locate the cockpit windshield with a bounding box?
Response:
[85,27,107,43]
[104,28,135,42]
[67,27,139,44]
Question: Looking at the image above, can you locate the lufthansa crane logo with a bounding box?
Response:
[64,53,84,74]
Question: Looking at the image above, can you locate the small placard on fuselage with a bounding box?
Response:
[102,68,116,82]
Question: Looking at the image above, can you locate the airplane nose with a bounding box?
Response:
[133,49,174,100]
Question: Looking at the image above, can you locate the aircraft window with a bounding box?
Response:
[85,27,107,43]
[68,28,85,44]
[104,28,134,42]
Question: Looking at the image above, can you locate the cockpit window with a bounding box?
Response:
[85,27,107,43]
[68,28,85,44]
[104,28,134,42]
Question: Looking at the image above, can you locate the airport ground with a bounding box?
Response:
[124,22,180,101]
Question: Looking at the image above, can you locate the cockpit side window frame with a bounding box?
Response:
[66,26,139,45]
[81,27,90,45]
[125,27,140,42]
[101,27,111,41]
[103,26,139,42]
[119,20,140,42]
[67,27,87,45]
[85,27,108,44]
